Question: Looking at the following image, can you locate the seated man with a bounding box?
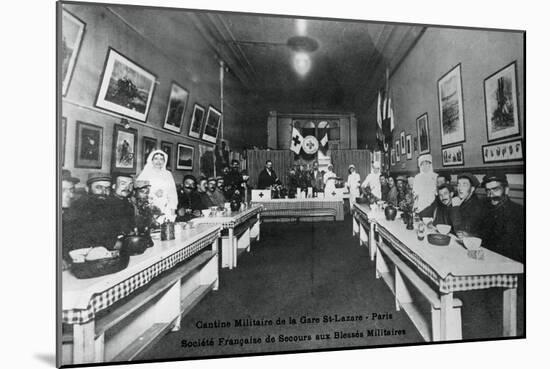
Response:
[224,159,245,200]
[176,175,203,222]
[437,172,451,187]
[418,183,455,227]
[131,179,155,230]
[380,173,390,202]
[63,172,133,263]
[386,176,398,206]
[197,176,214,209]
[110,173,135,231]
[395,175,408,204]
[207,177,226,207]
[216,176,228,201]
[480,173,524,263]
[449,173,487,237]
[61,169,80,269]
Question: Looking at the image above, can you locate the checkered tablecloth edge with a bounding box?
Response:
[62,230,220,325]
[255,201,344,221]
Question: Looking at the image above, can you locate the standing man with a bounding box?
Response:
[450,173,486,237]
[310,161,324,193]
[257,160,280,189]
[361,162,381,201]
[480,173,524,262]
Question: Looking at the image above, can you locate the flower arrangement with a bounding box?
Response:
[398,191,415,214]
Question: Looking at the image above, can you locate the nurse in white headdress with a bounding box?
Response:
[413,154,438,213]
[346,164,361,208]
[137,149,178,221]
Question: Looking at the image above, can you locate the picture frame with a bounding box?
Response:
[406,134,412,160]
[61,117,67,166]
[61,9,86,96]
[111,124,138,174]
[201,105,222,143]
[483,61,520,142]
[437,64,465,146]
[176,143,194,170]
[188,103,206,138]
[482,138,523,164]
[390,148,396,166]
[163,82,190,133]
[413,136,418,152]
[74,121,103,169]
[395,140,400,162]
[142,136,158,169]
[416,113,430,154]
[442,144,464,167]
[400,131,406,154]
[161,141,174,171]
[95,48,157,122]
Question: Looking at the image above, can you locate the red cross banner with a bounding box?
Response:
[290,127,303,154]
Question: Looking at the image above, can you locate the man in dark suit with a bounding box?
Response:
[257,160,280,189]
[309,161,324,193]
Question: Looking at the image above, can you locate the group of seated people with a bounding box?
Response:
[358,154,524,263]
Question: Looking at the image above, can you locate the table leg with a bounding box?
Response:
[439,292,453,341]
[72,319,96,364]
[369,222,377,261]
[503,287,517,336]
[257,213,261,241]
[229,228,236,269]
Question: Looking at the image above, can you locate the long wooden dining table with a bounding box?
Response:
[352,203,524,341]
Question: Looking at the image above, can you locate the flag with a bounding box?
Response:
[290,127,303,154]
[320,133,328,147]
[376,91,382,129]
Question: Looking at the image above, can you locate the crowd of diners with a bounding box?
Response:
[61,150,524,270]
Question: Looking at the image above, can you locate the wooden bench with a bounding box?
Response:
[375,241,463,341]
[62,250,218,363]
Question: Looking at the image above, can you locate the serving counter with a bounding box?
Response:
[61,223,221,365]
[252,198,344,222]
[352,203,524,342]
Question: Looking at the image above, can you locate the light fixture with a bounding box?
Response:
[293,52,312,77]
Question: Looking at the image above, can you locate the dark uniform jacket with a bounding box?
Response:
[418,198,453,228]
[481,198,525,263]
[258,168,279,189]
[198,191,214,209]
[176,190,203,222]
[449,193,487,237]
[310,170,324,192]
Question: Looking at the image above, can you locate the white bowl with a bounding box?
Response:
[422,217,433,225]
[463,237,482,250]
[436,224,451,235]
[202,209,211,217]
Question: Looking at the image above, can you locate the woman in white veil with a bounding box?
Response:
[137,149,178,221]
[413,154,438,213]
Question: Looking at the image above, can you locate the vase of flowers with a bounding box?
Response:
[398,191,415,229]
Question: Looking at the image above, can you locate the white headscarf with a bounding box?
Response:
[413,154,438,212]
[137,149,178,220]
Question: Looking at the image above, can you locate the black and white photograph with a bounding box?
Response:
[202,105,222,143]
[56,1,526,368]
[176,143,194,170]
[61,9,85,96]
[95,48,157,122]
[163,82,189,133]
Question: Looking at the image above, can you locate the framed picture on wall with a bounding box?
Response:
[188,103,205,138]
[483,61,520,142]
[161,141,173,171]
[75,121,103,169]
[201,106,222,143]
[395,140,400,162]
[199,144,215,178]
[142,136,158,169]
[437,64,465,146]
[95,48,157,122]
[416,113,430,154]
[61,117,67,166]
[482,139,523,163]
[406,134,413,160]
[176,143,194,170]
[442,144,464,167]
[390,148,396,166]
[400,131,406,155]
[61,9,86,96]
[163,82,189,133]
[111,124,138,174]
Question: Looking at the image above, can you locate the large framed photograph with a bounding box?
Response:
[416,113,430,154]
[142,136,158,169]
[406,134,412,160]
[437,64,465,146]
[161,141,174,171]
[95,48,157,122]
[201,105,222,143]
[111,124,138,174]
[61,9,86,96]
[188,103,206,138]
[74,121,103,169]
[484,61,520,142]
[482,138,523,163]
[390,148,396,166]
[442,144,464,167]
[176,143,194,170]
[163,82,190,133]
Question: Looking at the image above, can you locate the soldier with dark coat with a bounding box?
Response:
[449,173,487,237]
[480,173,525,263]
[257,160,280,189]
